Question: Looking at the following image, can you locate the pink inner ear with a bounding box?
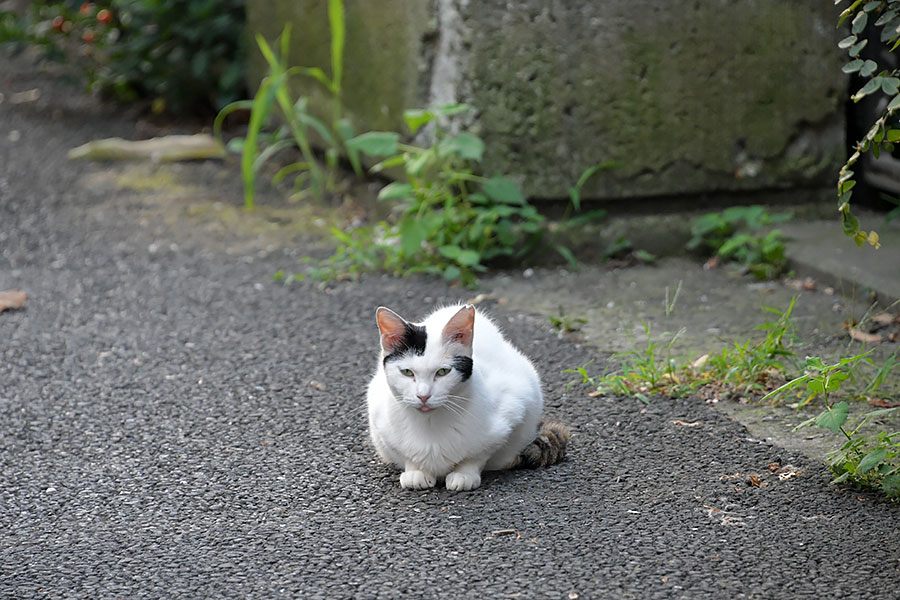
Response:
[376,307,408,353]
[442,305,475,348]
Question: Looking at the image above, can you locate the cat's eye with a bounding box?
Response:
[399,368,414,378]
[435,367,451,377]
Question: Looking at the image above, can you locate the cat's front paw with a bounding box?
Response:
[400,469,436,489]
[445,470,481,491]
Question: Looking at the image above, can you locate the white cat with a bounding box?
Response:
[366,304,568,491]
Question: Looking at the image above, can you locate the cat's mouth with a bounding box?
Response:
[418,405,433,412]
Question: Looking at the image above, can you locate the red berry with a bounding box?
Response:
[79,2,94,16]
[82,29,95,44]
[51,15,64,32]
[96,9,112,24]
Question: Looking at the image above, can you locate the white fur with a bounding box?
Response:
[367,305,543,491]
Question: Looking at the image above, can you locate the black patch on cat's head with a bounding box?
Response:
[383,322,427,365]
[452,355,473,381]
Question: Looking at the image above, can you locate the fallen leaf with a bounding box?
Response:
[849,327,882,344]
[748,474,767,488]
[466,293,497,305]
[872,312,897,325]
[0,290,28,312]
[868,398,900,408]
[777,465,802,480]
[672,420,701,427]
[68,134,225,162]
[491,529,518,536]
[691,354,710,369]
[588,390,604,397]
[703,257,720,270]
[767,462,781,472]
[10,88,40,104]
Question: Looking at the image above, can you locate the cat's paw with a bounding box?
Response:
[400,469,436,489]
[445,470,481,491]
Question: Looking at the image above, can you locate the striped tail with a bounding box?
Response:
[511,418,570,469]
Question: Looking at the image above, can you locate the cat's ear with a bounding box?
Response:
[375,306,409,354]
[442,304,475,349]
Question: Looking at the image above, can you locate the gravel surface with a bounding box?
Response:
[2,59,899,600]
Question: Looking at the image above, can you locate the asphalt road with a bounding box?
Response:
[2,59,899,600]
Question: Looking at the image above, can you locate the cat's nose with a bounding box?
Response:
[417,394,431,404]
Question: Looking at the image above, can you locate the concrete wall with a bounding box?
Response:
[246,0,847,201]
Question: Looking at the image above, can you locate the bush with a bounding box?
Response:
[0,0,246,114]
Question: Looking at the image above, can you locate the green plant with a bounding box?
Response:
[573,298,800,404]
[215,3,356,208]
[762,351,900,499]
[549,306,587,334]
[1,1,246,114]
[687,205,791,279]
[302,103,546,287]
[835,0,899,248]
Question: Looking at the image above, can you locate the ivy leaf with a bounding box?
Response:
[858,447,889,473]
[855,77,883,101]
[843,59,864,73]
[849,39,868,57]
[815,401,850,433]
[842,209,860,235]
[852,11,868,34]
[838,34,858,49]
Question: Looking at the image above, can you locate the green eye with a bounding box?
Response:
[436,367,451,377]
[400,368,414,377]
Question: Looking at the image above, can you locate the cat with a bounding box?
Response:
[366,303,569,491]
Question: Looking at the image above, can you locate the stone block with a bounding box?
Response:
[245,0,848,200]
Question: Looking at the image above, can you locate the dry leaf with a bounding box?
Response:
[703,257,720,270]
[68,134,225,162]
[868,398,900,408]
[588,390,604,397]
[466,293,496,305]
[692,354,710,369]
[10,88,40,104]
[672,420,701,427]
[849,327,882,344]
[872,312,897,325]
[748,474,767,488]
[0,290,28,312]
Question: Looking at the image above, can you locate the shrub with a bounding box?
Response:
[0,0,246,114]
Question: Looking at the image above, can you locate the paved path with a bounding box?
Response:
[2,60,899,600]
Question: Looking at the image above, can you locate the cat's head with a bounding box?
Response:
[375,305,475,413]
